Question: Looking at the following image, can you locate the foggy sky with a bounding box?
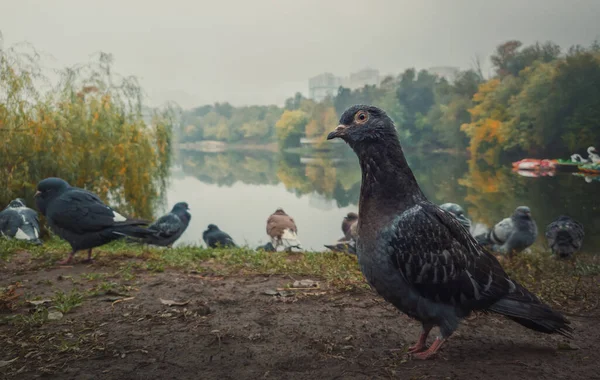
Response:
[1,0,599,108]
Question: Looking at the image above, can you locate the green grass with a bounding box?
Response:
[1,237,599,313]
[52,290,84,314]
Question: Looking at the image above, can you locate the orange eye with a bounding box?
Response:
[354,111,368,123]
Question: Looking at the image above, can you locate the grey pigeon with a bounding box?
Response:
[266,208,302,251]
[135,202,190,247]
[35,177,153,264]
[545,216,584,259]
[203,224,236,248]
[0,198,42,245]
[480,206,538,256]
[327,105,572,359]
[439,203,471,231]
[327,212,359,254]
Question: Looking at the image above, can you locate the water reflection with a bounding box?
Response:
[168,149,599,252]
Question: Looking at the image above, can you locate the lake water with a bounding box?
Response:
[164,148,600,253]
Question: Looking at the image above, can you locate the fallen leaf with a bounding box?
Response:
[27,299,52,306]
[47,310,63,321]
[160,299,190,307]
[292,279,319,288]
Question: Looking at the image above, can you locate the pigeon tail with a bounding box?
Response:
[110,222,153,240]
[488,282,573,338]
[272,228,302,251]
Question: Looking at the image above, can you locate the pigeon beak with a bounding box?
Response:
[34,191,41,198]
[327,124,348,140]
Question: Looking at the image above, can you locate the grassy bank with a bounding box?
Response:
[1,238,599,316]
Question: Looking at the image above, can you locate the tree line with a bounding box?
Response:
[180,39,600,159]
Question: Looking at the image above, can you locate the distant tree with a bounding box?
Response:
[275,110,307,148]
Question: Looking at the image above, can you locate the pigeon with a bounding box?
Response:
[479,206,538,256]
[203,224,236,248]
[0,198,42,245]
[256,242,276,252]
[134,202,191,247]
[545,216,585,259]
[327,212,359,254]
[266,208,302,251]
[35,177,153,264]
[327,105,572,359]
[340,212,359,241]
[439,203,471,231]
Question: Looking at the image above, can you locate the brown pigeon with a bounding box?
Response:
[266,208,302,251]
[339,212,358,242]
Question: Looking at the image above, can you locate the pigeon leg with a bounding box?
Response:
[58,250,76,265]
[407,325,433,353]
[412,337,445,360]
[82,249,94,264]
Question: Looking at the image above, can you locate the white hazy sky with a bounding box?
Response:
[1,0,599,108]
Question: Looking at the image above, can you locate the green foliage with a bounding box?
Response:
[0,44,173,218]
[275,109,308,148]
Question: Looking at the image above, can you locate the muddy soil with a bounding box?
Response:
[0,256,598,380]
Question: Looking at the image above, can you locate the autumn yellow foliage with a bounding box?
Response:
[0,48,173,218]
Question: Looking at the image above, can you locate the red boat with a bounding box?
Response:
[512,159,557,171]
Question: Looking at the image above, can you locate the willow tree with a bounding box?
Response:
[0,42,173,218]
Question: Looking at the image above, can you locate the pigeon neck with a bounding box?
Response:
[355,139,426,214]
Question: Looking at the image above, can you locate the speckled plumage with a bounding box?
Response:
[138,202,190,247]
[0,198,42,245]
[327,105,572,358]
[545,216,584,259]
[483,206,538,256]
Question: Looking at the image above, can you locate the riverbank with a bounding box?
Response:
[1,239,598,379]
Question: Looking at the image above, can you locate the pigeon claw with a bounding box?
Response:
[411,338,445,360]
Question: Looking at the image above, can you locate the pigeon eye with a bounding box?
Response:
[354,111,368,124]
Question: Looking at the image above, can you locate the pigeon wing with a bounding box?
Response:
[47,189,131,234]
[387,202,512,310]
[149,213,182,238]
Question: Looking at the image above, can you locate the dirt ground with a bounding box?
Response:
[0,254,598,380]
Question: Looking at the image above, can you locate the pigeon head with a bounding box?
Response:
[440,203,465,216]
[273,208,287,215]
[344,212,358,222]
[6,198,26,209]
[514,206,532,219]
[206,224,219,231]
[327,105,397,147]
[588,146,597,154]
[35,178,70,214]
[172,202,190,213]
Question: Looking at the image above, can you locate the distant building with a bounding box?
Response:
[343,68,380,89]
[308,73,342,102]
[308,68,381,101]
[427,66,460,82]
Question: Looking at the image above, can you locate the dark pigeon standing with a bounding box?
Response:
[135,202,191,247]
[35,177,153,264]
[439,203,471,231]
[203,224,236,248]
[327,105,572,359]
[478,206,538,256]
[0,198,42,245]
[545,216,585,259]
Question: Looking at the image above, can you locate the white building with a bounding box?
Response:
[308,68,381,101]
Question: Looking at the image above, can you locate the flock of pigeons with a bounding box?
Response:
[0,104,587,359]
[0,179,304,263]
